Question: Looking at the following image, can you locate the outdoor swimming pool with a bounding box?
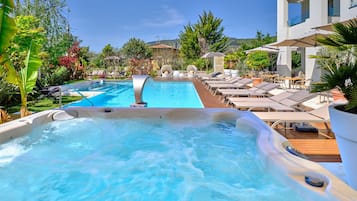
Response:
[65,80,204,108]
[0,108,354,200]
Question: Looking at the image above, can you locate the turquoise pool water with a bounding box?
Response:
[66,81,204,108]
[0,117,305,201]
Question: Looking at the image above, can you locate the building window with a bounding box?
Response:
[329,0,340,16]
[352,0,357,7]
[288,0,310,26]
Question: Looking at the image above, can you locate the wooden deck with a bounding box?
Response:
[289,139,341,162]
[192,78,341,162]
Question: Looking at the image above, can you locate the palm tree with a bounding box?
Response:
[312,19,357,112]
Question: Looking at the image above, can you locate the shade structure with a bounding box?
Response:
[186,65,197,72]
[245,45,279,53]
[201,52,225,58]
[273,31,330,47]
[314,17,357,31]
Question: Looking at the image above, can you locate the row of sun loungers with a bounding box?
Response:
[196,73,331,138]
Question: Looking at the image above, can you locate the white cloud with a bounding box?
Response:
[143,6,185,27]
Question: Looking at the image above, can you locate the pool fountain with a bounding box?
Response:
[130,75,151,107]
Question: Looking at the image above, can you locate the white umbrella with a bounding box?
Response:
[245,46,279,53]
[201,52,225,72]
[201,52,225,58]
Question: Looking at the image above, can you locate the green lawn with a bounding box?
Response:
[7,96,82,114]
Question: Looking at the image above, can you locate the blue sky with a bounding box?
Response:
[67,0,277,53]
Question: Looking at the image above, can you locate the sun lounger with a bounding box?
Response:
[198,72,224,81]
[204,77,241,85]
[217,81,269,94]
[207,78,252,92]
[218,83,279,97]
[230,90,316,111]
[226,91,294,105]
[253,104,331,138]
[216,82,269,96]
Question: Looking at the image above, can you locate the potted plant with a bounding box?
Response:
[311,19,357,190]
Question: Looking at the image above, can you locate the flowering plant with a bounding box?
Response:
[311,19,357,113]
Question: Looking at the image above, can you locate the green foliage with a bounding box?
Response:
[245,50,270,71]
[9,16,45,70]
[0,0,17,52]
[0,3,44,116]
[121,38,152,60]
[48,66,69,85]
[192,58,208,71]
[224,50,247,69]
[7,96,82,113]
[313,19,357,112]
[179,11,229,61]
[101,44,116,58]
[179,24,201,60]
[240,31,276,50]
[0,0,19,86]
[22,42,42,93]
[317,19,357,55]
[292,51,301,68]
[195,11,229,53]
[15,0,72,65]
[0,76,19,106]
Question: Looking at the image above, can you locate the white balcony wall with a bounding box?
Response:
[287,0,328,38]
[340,0,357,20]
[277,0,289,41]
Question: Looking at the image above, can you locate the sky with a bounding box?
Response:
[67,0,277,53]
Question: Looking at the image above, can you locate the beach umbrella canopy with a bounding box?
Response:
[314,17,357,31]
[187,65,197,72]
[245,46,279,53]
[273,30,331,47]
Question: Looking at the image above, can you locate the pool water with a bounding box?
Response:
[0,117,305,201]
[66,81,204,108]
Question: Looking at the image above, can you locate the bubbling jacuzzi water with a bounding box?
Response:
[0,115,307,200]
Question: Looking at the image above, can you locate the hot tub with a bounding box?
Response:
[0,108,355,200]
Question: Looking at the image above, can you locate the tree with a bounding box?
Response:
[0,2,44,117]
[195,11,229,54]
[179,24,201,61]
[224,49,247,69]
[121,38,152,75]
[245,51,270,72]
[312,19,357,111]
[179,11,229,61]
[15,0,73,66]
[121,38,152,60]
[101,44,116,58]
[241,31,276,51]
[58,41,87,79]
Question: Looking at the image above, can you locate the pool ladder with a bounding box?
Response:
[75,90,94,107]
[55,88,94,108]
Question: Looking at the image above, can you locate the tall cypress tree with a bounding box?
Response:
[179,11,229,61]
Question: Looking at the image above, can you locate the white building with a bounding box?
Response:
[276,0,357,83]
